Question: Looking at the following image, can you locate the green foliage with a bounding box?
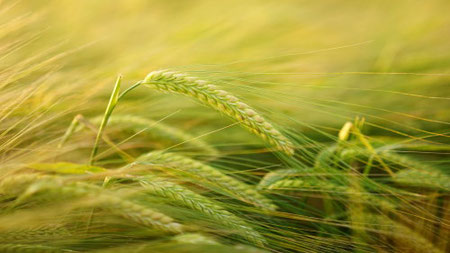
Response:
[28,163,106,174]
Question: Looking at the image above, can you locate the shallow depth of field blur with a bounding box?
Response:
[1,0,449,252]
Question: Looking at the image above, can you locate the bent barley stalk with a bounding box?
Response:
[143,70,294,155]
[138,151,277,211]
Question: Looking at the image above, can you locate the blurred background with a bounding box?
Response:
[2,0,450,158]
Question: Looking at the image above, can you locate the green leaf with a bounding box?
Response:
[90,75,122,165]
[28,162,106,174]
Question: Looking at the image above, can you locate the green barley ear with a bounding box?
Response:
[143,70,294,155]
[138,177,267,246]
[0,244,75,253]
[0,225,71,243]
[266,178,397,211]
[368,215,443,253]
[171,233,220,245]
[377,151,449,191]
[266,178,341,191]
[393,168,450,192]
[0,173,49,196]
[20,180,184,234]
[258,168,301,190]
[138,151,277,211]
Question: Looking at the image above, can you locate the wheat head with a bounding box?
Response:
[138,177,266,246]
[143,70,294,155]
[21,180,183,234]
[0,244,75,253]
[138,151,277,211]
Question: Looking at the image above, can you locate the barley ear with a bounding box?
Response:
[0,244,75,253]
[138,177,267,246]
[143,70,294,155]
[138,151,277,211]
[258,168,300,190]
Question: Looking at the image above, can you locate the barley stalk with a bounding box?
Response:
[143,70,294,155]
[138,151,277,211]
[90,75,122,165]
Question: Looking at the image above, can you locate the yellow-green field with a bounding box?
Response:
[1,1,449,252]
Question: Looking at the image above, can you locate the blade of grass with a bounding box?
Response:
[90,75,122,165]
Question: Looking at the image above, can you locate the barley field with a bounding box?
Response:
[1,0,449,252]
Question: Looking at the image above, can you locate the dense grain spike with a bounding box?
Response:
[393,168,450,191]
[22,180,183,234]
[0,173,48,196]
[143,70,294,155]
[0,244,75,253]
[138,151,277,211]
[138,177,266,246]
[171,233,220,245]
[258,168,301,190]
[368,215,443,253]
[267,179,397,210]
[0,225,71,243]
[267,178,341,191]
